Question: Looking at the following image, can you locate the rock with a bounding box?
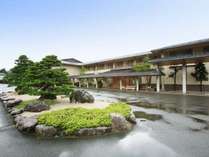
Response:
[10,108,24,116]
[0,96,7,100]
[15,115,37,132]
[126,112,137,124]
[76,127,111,136]
[69,90,94,103]
[1,97,15,101]
[35,125,57,137]
[76,128,96,136]
[6,99,22,108]
[7,108,12,113]
[95,127,112,135]
[110,113,134,132]
[24,102,49,112]
[0,93,7,98]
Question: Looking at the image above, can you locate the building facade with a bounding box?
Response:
[62,38,209,94]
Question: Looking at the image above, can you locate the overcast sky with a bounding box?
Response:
[1,0,209,69]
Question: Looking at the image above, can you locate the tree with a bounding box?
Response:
[23,55,73,99]
[133,57,152,87]
[0,68,7,74]
[169,67,179,91]
[133,56,151,72]
[4,55,33,93]
[191,62,208,92]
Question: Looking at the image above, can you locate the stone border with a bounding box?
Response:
[0,92,136,138]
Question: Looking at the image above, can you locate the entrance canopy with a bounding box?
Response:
[70,68,161,79]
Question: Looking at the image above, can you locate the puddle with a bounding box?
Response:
[0,125,15,132]
[133,111,162,121]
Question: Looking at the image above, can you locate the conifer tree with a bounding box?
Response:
[191,62,208,92]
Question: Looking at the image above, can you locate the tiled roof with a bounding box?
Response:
[83,51,151,65]
[61,58,83,66]
[151,38,209,53]
[150,53,209,64]
[62,58,82,63]
[63,38,209,66]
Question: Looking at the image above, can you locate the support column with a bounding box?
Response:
[95,78,98,89]
[86,79,89,88]
[161,77,165,91]
[133,60,137,65]
[136,78,139,91]
[72,78,75,86]
[78,80,81,88]
[156,76,160,92]
[119,79,122,90]
[95,65,98,74]
[182,64,187,94]
[113,63,116,69]
[156,65,160,93]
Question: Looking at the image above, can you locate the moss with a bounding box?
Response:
[15,99,36,109]
[15,99,58,110]
[38,102,131,134]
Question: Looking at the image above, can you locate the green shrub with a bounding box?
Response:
[133,63,151,72]
[132,56,152,72]
[38,102,131,134]
[106,102,131,118]
[15,99,58,109]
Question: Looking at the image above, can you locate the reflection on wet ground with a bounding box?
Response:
[133,111,162,121]
[1,86,209,157]
[88,89,209,157]
[90,89,209,117]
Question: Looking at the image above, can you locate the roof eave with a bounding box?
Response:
[151,38,209,53]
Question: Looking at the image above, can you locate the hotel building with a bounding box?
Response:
[62,38,209,94]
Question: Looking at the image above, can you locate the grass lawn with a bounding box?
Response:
[15,99,58,110]
[38,102,131,134]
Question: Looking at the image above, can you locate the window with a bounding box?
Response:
[203,46,209,54]
[168,49,193,57]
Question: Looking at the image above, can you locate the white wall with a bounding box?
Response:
[62,65,81,76]
[159,62,209,85]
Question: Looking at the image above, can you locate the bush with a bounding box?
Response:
[38,102,131,134]
[105,102,131,118]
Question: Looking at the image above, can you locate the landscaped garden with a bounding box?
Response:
[0,55,136,138]
[38,102,131,134]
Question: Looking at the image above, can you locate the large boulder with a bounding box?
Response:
[15,115,37,132]
[110,113,134,132]
[76,127,111,136]
[126,111,137,124]
[24,102,49,112]
[35,125,57,137]
[69,90,94,103]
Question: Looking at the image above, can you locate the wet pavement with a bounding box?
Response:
[1,85,209,157]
